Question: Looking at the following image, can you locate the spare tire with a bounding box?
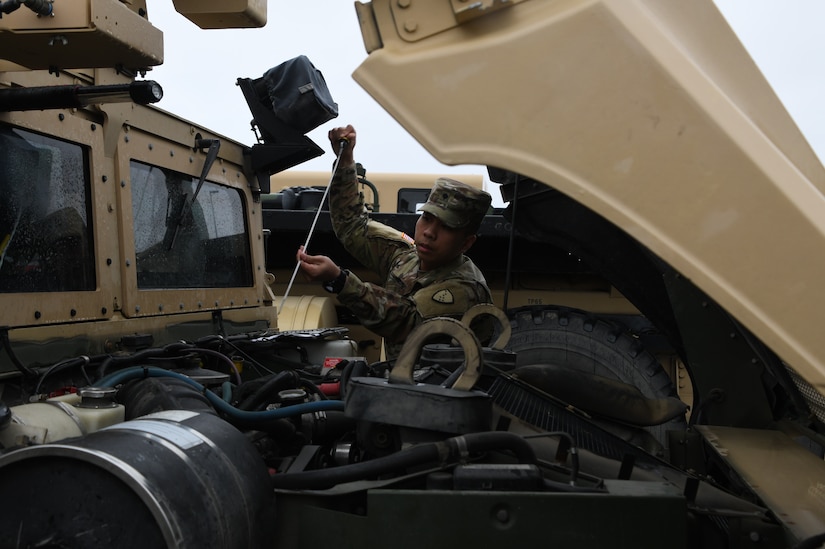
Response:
[504,306,687,447]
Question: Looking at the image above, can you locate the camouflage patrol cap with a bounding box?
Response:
[419,177,492,231]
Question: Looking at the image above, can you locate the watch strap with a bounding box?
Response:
[323,269,349,294]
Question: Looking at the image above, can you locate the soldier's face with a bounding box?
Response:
[414,211,477,271]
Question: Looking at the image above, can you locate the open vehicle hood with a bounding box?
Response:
[351,0,825,393]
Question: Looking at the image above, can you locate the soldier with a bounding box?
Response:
[297,124,493,360]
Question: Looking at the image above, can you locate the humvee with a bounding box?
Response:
[1,1,824,548]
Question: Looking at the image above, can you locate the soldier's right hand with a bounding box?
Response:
[329,125,356,161]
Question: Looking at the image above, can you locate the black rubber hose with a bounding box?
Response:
[0,328,36,378]
[299,378,327,400]
[238,370,300,411]
[459,431,536,464]
[312,410,357,443]
[339,360,368,400]
[271,431,536,490]
[272,439,439,490]
[34,356,91,394]
[95,342,190,379]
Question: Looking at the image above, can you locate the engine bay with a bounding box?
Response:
[0,310,798,549]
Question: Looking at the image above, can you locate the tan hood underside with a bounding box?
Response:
[353,0,825,392]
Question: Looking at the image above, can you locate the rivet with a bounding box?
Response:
[90,123,96,131]
[125,259,131,267]
[404,20,418,33]
[34,311,41,320]
[397,0,411,7]
[70,309,77,317]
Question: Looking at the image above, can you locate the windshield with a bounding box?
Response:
[0,125,94,294]
[130,160,253,289]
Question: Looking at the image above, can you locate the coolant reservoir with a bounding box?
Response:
[0,387,125,447]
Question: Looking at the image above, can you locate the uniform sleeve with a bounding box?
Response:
[337,271,491,345]
[329,162,412,278]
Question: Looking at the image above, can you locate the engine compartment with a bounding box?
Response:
[0,311,796,549]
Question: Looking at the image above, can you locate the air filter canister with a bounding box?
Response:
[0,411,275,548]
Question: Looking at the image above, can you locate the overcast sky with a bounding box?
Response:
[146,1,825,195]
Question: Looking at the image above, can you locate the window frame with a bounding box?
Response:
[115,127,262,320]
[0,115,111,328]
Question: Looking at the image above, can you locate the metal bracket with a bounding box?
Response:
[461,303,511,349]
[391,0,526,43]
[450,0,520,23]
[390,317,482,391]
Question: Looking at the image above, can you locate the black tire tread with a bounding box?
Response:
[505,306,686,443]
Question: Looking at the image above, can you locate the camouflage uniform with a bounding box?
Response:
[329,162,492,360]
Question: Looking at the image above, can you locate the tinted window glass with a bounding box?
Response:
[131,161,253,289]
[0,126,94,293]
[397,188,431,214]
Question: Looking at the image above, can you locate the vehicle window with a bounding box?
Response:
[397,188,431,214]
[0,125,94,293]
[131,160,253,289]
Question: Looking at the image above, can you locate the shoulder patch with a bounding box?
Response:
[432,289,455,304]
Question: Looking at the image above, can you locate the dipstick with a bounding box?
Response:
[278,139,349,314]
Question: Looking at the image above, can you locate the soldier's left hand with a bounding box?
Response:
[296,246,341,282]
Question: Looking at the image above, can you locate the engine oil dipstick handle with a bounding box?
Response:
[278,138,349,314]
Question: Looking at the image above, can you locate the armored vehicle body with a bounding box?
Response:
[1,1,825,548]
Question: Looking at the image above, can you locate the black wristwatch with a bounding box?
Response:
[322,269,349,294]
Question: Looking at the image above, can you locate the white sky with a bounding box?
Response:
[147,1,825,198]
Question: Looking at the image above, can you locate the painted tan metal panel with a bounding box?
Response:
[0,0,162,70]
[698,425,825,541]
[352,0,825,391]
[0,107,114,327]
[114,125,266,320]
[171,0,267,29]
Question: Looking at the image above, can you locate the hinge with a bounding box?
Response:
[450,0,521,23]
[391,0,526,42]
[355,1,383,54]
